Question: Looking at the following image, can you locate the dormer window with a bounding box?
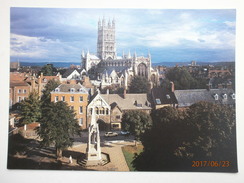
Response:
[166,94,170,99]
[55,88,60,92]
[223,93,227,100]
[70,88,75,92]
[231,93,235,100]
[156,98,161,104]
[214,94,218,100]
[79,88,84,92]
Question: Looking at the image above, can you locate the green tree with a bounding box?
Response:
[40,64,57,76]
[122,110,152,146]
[181,102,236,161]
[132,107,188,171]
[41,79,60,105]
[129,76,150,93]
[165,67,199,89]
[19,91,42,126]
[132,103,237,171]
[37,101,80,159]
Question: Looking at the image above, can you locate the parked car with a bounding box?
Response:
[104,132,118,137]
[120,131,130,135]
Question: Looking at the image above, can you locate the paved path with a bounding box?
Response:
[67,141,134,171]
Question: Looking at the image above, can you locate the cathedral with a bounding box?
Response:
[81,17,159,89]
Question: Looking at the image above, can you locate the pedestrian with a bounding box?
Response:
[69,155,73,164]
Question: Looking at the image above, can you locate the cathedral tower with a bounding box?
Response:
[97,17,116,60]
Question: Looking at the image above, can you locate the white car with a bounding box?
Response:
[120,131,130,135]
[104,132,118,137]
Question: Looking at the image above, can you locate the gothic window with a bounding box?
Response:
[111,46,113,51]
[106,108,109,115]
[96,107,99,114]
[100,107,105,115]
[137,63,147,77]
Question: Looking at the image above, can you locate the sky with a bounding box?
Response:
[10,8,236,63]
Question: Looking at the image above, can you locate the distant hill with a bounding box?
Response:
[19,62,81,68]
[152,61,235,67]
[17,61,234,68]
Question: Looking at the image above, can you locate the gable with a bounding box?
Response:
[88,93,110,109]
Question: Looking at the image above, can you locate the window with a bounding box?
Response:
[223,94,227,100]
[155,98,161,104]
[55,88,59,92]
[23,89,27,93]
[166,94,170,99]
[106,108,109,115]
[96,107,99,114]
[214,94,218,100]
[55,96,58,102]
[79,118,83,126]
[18,97,21,102]
[18,89,21,93]
[79,106,83,114]
[61,96,65,101]
[79,96,83,102]
[70,106,74,110]
[70,96,74,102]
[70,88,75,92]
[116,115,120,119]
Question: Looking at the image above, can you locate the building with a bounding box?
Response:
[9,72,37,107]
[174,88,235,108]
[87,89,152,130]
[37,72,62,96]
[50,83,90,129]
[151,87,178,109]
[81,17,159,89]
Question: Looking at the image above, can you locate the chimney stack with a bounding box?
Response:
[170,81,175,92]
[123,88,126,99]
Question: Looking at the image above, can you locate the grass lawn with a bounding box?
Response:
[122,144,143,171]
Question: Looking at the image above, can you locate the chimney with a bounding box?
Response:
[206,84,210,91]
[123,89,126,99]
[170,81,175,92]
[218,84,223,89]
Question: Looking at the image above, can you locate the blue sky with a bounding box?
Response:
[10,8,236,63]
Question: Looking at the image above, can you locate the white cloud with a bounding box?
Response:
[224,21,236,28]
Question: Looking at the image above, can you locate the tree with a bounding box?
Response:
[181,102,236,161]
[41,79,60,105]
[39,64,57,76]
[132,107,188,171]
[19,91,42,126]
[129,76,150,93]
[36,101,80,159]
[132,103,237,171]
[122,110,152,146]
[165,67,199,90]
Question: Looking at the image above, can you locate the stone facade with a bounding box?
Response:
[81,18,159,89]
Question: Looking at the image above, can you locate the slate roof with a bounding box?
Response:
[62,69,81,78]
[100,93,152,110]
[174,88,235,107]
[151,87,178,106]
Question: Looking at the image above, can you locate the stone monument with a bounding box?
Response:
[85,107,102,166]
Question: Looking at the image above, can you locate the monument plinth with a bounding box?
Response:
[85,108,102,166]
